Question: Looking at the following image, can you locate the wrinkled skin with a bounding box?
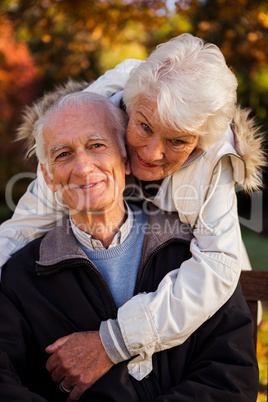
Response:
[46,331,114,401]
[45,98,199,399]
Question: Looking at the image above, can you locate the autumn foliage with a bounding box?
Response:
[0,0,267,208]
[0,1,267,399]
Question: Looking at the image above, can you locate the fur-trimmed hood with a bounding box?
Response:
[231,106,266,192]
[16,79,266,193]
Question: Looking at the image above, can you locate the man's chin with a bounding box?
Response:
[68,201,112,217]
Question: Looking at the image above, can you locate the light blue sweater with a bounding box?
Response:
[79,205,148,309]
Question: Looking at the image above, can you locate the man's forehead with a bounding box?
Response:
[44,104,112,137]
[43,101,123,153]
[45,100,109,125]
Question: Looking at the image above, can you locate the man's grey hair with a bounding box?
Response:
[123,33,238,150]
[33,92,128,164]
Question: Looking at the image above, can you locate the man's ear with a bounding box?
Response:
[40,163,58,192]
[125,159,131,175]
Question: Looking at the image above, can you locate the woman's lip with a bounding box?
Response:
[137,153,158,168]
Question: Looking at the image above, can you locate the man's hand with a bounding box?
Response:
[45,331,114,401]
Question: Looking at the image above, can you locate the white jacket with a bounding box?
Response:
[0,59,265,380]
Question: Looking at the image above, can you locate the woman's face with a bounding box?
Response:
[126,98,199,182]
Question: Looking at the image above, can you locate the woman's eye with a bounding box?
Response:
[141,123,152,133]
[171,139,183,146]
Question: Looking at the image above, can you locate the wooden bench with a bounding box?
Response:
[240,270,268,348]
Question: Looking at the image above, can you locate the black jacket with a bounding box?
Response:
[0,206,258,401]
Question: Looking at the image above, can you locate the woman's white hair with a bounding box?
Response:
[33,92,128,164]
[123,33,238,150]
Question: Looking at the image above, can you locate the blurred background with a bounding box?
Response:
[0,0,267,398]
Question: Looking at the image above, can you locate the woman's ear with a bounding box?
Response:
[40,164,58,192]
[125,159,131,175]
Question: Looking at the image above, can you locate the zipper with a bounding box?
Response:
[37,258,118,317]
[130,374,153,402]
[134,237,186,295]
[130,367,162,401]
[143,376,155,400]
[132,238,190,400]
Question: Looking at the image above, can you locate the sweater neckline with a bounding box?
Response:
[83,208,147,260]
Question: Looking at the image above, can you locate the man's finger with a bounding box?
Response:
[46,352,58,373]
[67,384,89,402]
[46,351,72,382]
[46,335,70,354]
[50,365,67,383]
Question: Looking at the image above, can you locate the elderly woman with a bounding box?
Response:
[0,34,265,392]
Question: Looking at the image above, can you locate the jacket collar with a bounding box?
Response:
[139,204,192,268]
[36,215,88,273]
[36,204,193,275]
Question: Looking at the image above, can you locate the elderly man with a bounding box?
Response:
[0,92,258,402]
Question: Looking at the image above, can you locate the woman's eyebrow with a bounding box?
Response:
[137,111,154,129]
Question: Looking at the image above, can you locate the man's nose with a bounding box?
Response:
[73,151,95,176]
[144,138,165,162]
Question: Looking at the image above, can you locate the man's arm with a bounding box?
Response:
[47,285,258,401]
[0,290,49,401]
[153,284,258,402]
[0,351,48,402]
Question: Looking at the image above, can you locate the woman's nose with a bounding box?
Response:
[144,138,165,162]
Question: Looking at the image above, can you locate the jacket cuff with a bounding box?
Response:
[100,319,131,364]
[117,292,163,357]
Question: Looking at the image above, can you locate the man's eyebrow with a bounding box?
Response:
[50,144,68,157]
[86,135,107,142]
[49,135,108,157]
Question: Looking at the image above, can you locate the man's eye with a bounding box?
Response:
[91,143,103,149]
[57,151,69,159]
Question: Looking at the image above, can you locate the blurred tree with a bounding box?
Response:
[174,0,268,233]
[0,15,40,207]
[0,0,170,216]
[1,0,168,87]
[175,0,268,130]
[0,0,267,229]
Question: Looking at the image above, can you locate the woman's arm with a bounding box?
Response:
[106,156,245,380]
[0,166,64,270]
[82,58,142,99]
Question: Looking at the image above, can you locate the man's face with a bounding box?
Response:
[41,102,128,216]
